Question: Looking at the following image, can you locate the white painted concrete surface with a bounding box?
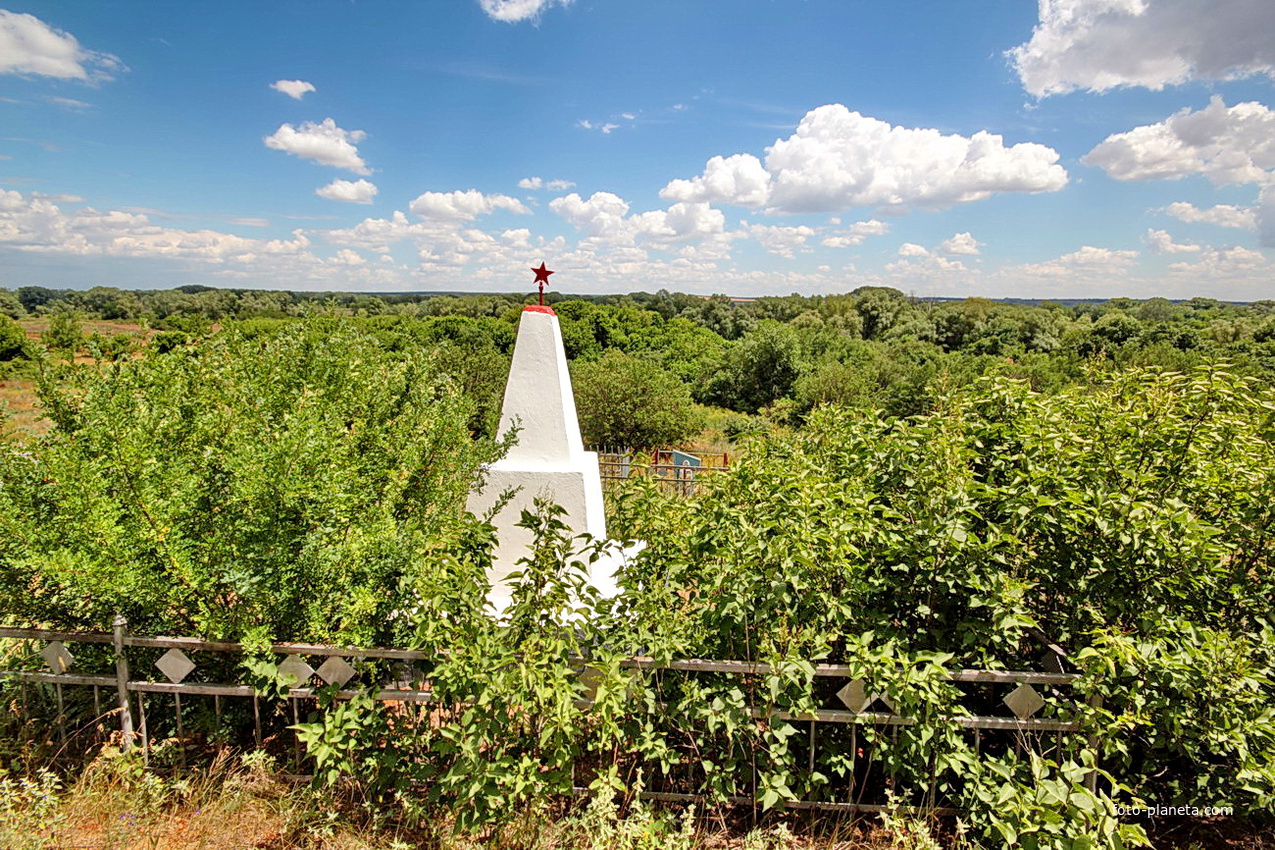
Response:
[466,306,618,612]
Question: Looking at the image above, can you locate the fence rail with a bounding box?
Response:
[593,448,730,496]
[1,620,1096,813]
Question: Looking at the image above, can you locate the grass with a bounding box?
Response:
[1,320,153,440]
[0,745,935,850]
[0,377,48,437]
[5,744,1272,849]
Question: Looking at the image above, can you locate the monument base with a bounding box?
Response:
[468,451,620,612]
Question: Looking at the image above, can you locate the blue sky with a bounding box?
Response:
[0,0,1272,298]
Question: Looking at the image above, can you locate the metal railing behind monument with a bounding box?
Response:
[592,448,730,497]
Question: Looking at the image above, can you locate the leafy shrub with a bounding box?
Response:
[0,318,505,644]
[39,311,81,357]
[572,350,703,448]
[0,315,28,362]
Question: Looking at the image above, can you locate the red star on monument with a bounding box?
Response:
[531,262,554,305]
[531,262,554,285]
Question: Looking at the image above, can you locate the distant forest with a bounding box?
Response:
[5,283,1275,447]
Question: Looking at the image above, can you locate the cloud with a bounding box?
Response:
[897,243,930,257]
[937,232,982,255]
[477,0,572,22]
[1144,228,1201,254]
[1261,186,1275,248]
[1168,244,1269,277]
[549,191,730,252]
[767,106,1068,212]
[1016,245,1140,277]
[408,189,529,220]
[0,10,125,81]
[578,119,619,134]
[664,104,1067,215]
[549,191,632,238]
[271,79,315,100]
[322,210,440,253]
[0,189,312,262]
[315,178,378,204]
[519,176,575,191]
[1083,96,1275,186]
[1163,201,1257,230]
[264,118,370,174]
[46,96,92,110]
[820,219,890,248]
[661,154,772,207]
[886,255,969,275]
[744,223,816,258]
[1010,0,1275,97]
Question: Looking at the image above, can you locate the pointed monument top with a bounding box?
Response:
[497,307,583,464]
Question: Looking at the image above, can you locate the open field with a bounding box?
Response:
[0,378,47,437]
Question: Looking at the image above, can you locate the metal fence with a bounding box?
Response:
[0,620,1095,814]
[593,448,730,497]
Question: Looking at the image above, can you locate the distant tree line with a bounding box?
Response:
[6,284,1275,449]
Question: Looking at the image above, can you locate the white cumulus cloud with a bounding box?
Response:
[477,0,572,22]
[264,118,370,174]
[897,243,930,257]
[1017,245,1140,277]
[1144,228,1202,254]
[661,154,772,207]
[1083,96,1275,186]
[744,223,816,258]
[821,219,890,248]
[667,104,1067,215]
[550,191,729,252]
[271,79,315,100]
[316,178,378,204]
[1169,244,1269,277]
[938,232,982,255]
[408,189,529,220]
[1164,201,1257,230]
[549,191,632,238]
[1010,0,1275,97]
[0,10,124,81]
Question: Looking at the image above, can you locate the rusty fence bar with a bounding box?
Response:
[0,621,1093,813]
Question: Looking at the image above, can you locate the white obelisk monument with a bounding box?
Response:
[467,265,618,612]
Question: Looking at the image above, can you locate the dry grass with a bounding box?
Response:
[0,746,921,850]
[2,738,1273,849]
[0,320,152,439]
[0,378,48,437]
[18,319,148,340]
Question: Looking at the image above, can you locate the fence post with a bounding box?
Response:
[112,614,135,749]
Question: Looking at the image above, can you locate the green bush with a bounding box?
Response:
[0,315,27,361]
[0,319,505,644]
[40,311,81,357]
[572,350,703,449]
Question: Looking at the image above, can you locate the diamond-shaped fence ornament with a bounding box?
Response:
[836,679,893,714]
[155,648,196,684]
[41,641,74,674]
[277,656,315,688]
[1004,683,1046,719]
[316,656,357,687]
